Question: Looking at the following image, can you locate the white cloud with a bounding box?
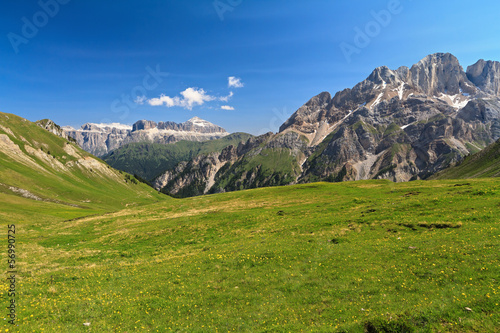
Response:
[134,95,147,105]
[179,87,216,109]
[228,76,244,88]
[219,91,234,102]
[148,94,176,107]
[143,78,242,110]
[146,88,216,110]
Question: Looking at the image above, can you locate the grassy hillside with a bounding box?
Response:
[2,178,499,332]
[103,132,253,181]
[431,139,500,179]
[0,112,166,222]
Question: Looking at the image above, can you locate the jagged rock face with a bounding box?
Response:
[152,152,222,197]
[157,117,227,133]
[278,53,500,183]
[281,53,481,136]
[132,120,157,131]
[409,53,476,96]
[152,53,500,197]
[279,92,332,135]
[64,117,229,157]
[467,59,500,96]
[63,125,131,157]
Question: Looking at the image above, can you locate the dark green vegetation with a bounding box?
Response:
[209,148,302,193]
[432,138,500,179]
[103,132,253,181]
[2,178,499,332]
[157,131,307,198]
[0,112,165,223]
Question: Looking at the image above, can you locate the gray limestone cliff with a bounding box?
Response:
[64,117,229,157]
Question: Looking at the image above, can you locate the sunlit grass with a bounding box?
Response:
[1,179,499,332]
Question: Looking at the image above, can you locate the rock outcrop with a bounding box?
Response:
[36,119,75,142]
[467,59,500,96]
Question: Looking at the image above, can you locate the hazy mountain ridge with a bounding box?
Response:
[154,53,500,197]
[64,116,229,157]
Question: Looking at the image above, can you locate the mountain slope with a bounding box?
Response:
[102,132,253,182]
[64,116,229,157]
[153,131,309,197]
[431,138,500,179]
[0,112,165,222]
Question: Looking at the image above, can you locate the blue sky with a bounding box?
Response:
[2,0,500,135]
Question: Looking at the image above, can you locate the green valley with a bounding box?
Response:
[4,2,500,332]
[103,132,253,182]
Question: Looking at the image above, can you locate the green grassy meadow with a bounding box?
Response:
[2,178,499,332]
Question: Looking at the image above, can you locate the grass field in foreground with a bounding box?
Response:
[1,179,499,332]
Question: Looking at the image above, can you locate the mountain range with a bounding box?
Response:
[152,53,500,197]
[3,48,499,331]
[63,117,229,157]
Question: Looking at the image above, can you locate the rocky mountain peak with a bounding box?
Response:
[132,120,157,131]
[466,59,500,96]
[281,53,500,138]
[279,92,332,135]
[367,66,400,86]
[185,116,221,129]
[180,117,227,133]
[36,119,62,133]
[81,123,102,131]
[396,66,410,78]
[409,52,475,96]
[35,119,74,142]
[308,91,332,106]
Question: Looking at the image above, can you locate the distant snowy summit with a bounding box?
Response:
[64,117,228,157]
[63,123,133,132]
